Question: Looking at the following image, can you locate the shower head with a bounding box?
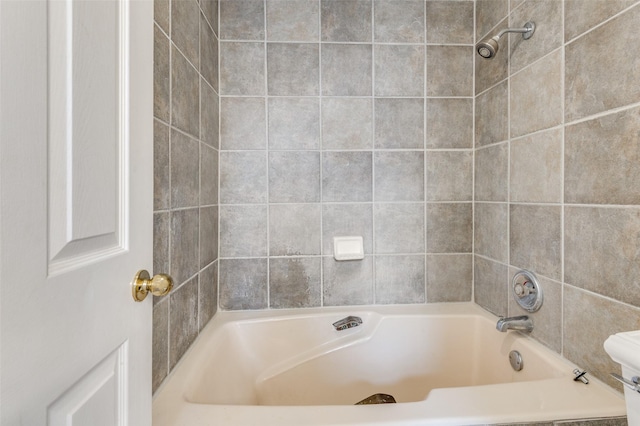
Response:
[476,21,536,60]
[477,37,500,59]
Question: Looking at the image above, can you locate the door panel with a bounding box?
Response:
[0,0,153,424]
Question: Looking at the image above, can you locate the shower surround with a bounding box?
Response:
[153,0,640,402]
[217,0,475,310]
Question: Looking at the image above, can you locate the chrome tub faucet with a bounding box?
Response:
[496,315,533,332]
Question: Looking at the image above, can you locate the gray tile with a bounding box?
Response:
[169,276,199,369]
[374,0,425,43]
[269,204,321,256]
[269,257,321,309]
[375,45,424,96]
[475,80,508,147]
[474,255,508,316]
[219,205,267,257]
[269,151,320,203]
[322,203,373,255]
[267,0,319,41]
[198,261,218,331]
[475,0,508,40]
[426,1,474,44]
[556,418,628,426]
[321,44,372,96]
[323,256,374,306]
[565,0,636,43]
[374,151,424,202]
[171,47,200,137]
[474,18,508,95]
[201,80,220,149]
[474,202,508,263]
[374,203,425,254]
[564,285,640,388]
[199,206,218,268]
[475,143,508,201]
[426,151,473,202]
[426,98,473,149]
[375,98,424,149]
[200,13,219,90]
[154,120,170,210]
[154,0,170,33]
[427,203,472,253]
[565,206,640,308]
[170,208,200,286]
[375,255,426,304]
[565,5,640,121]
[172,0,200,68]
[154,26,170,122]
[510,204,562,281]
[268,97,320,150]
[201,0,219,36]
[322,151,372,202]
[153,211,170,282]
[509,0,562,73]
[321,0,372,42]
[220,42,265,96]
[427,45,473,97]
[565,106,640,205]
[219,0,264,40]
[510,128,562,203]
[322,98,372,150]
[220,97,266,150]
[201,142,218,206]
[219,151,267,204]
[508,268,561,353]
[170,129,199,208]
[426,254,472,303]
[152,299,169,393]
[267,43,319,96]
[510,47,562,137]
[219,258,268,310]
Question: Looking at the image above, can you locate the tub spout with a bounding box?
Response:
[496,315,533,332]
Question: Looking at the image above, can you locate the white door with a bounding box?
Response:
[1,0,154,425]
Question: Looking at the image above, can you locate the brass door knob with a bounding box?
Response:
[131,270,173,302]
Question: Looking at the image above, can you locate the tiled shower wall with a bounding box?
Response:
[152,0,220,392]
[473,0,640,390]
[217,0,475,310]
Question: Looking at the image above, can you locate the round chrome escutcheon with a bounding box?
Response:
[512,269,543,313]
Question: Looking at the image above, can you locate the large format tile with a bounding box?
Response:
[427,203,473,253]
[427,46,473,97]
[169,276,199,369]
[322,98,372,150]
[268,97,320,150]
[269,204,321,256]
[322,151,372,202]
[375,203,425,254]
[323,256,374,306]
[374,98,424,150]
[565,206,640,308]
[220,42,265,96]
[321,0,372,42]
[220,205,268,257]
[267,0,319,41]
[474,202,508,263]
[267,43,319,96]
[269,257,321,308]
[510,204,562,281]
[375,255,426,304]
[426,98,473,149]
[426,151,473,202]
[219,151,267,204]
[510,49,562,138]
[375,0,425,43]
[565,0,636,42]
[321,44,372,96]
[269,151,320,203]
[475,143,508,201]
[219,258,268,310]
[375,45,424,96]
[565,106,640,205]
[221,97,266,150]
[474,256,508,316]
[426,254,472,303]
[565,4,640,121]
[374,151,424,202]
[219,0,264,40]
[426,1,474,44]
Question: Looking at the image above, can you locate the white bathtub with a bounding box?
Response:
[153,302,625,426]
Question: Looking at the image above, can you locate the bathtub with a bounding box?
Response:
[153,302,625,425]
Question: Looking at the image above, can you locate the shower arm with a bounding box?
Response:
[494,22,536,40]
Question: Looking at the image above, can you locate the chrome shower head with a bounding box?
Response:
[476,21,536,60]
[477,37,499,59]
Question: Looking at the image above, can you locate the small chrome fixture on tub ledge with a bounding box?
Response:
[333,315,362,331]
[496,315,533,333]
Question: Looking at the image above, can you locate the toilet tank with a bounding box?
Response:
[604,330,640,424]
